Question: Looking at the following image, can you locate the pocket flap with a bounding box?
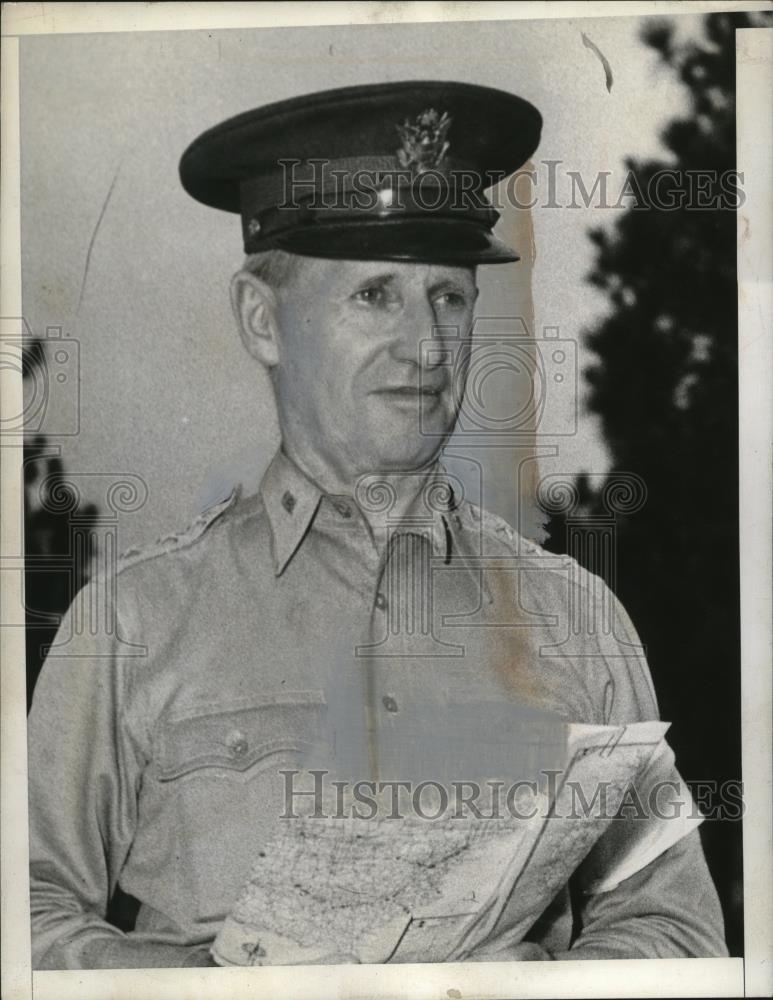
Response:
[156,690,326,780]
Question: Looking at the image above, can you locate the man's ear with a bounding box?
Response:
[229,269,281,369]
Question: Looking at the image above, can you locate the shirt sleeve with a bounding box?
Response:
[28,576,206,969]
[28,574,142,968]
[556,829,728,959]
[555,582,728,958]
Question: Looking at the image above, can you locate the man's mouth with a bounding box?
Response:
[372,385,444,398]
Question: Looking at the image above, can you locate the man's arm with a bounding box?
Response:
[556,828,727,959]
[474,828,727,962]
[476,554,729,961]
[561,575,727,957]
[28,581,211,969]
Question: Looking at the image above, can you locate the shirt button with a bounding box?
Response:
[382,695,399,714]
[335,501,352,518]
[374,592,388,611]
[282,491,296,514]
[226,730,249,758]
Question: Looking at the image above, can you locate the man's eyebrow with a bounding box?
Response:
[428,277,478,296]
[354,271,397,287]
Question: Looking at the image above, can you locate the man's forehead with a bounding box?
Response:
[294,255,477,285]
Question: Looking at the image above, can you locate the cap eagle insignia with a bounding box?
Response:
[396,108,452,174]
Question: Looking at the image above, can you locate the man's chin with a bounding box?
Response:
[356,443,445,477]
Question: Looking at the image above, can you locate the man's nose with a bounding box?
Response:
[388,294,447,368]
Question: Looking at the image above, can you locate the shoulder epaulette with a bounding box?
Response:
[117,486,241,572]
[470,502,545,557]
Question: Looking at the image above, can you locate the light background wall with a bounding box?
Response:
[19,13,695,550]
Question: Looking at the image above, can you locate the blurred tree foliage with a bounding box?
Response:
[544,11,770,956]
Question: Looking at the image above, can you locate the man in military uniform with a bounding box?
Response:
[28,82,727,968]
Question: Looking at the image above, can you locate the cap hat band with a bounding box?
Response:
[239,154,493,206]
[243,177,500,251]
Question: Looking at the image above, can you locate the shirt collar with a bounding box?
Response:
[260,448,469,577]
[394,462,456,560]
[260,449,323,575]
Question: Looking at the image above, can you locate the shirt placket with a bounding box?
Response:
[357,529,440,784]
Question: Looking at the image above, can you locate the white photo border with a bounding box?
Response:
[1,4,769,998]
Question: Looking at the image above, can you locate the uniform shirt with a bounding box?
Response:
[28,449,728,968]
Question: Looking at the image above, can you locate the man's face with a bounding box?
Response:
[272,257,478,479]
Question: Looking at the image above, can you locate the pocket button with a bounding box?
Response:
[226,729,249,758]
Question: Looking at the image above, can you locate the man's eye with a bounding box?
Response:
[434,292,468,309]
[353,286,385,305]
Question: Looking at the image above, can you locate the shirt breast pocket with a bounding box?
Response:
[156,690,328,782]
[149,691,328,924]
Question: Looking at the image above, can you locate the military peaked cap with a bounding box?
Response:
[179,80,542,264]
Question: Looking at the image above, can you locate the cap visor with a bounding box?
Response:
[260,217,519,265]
